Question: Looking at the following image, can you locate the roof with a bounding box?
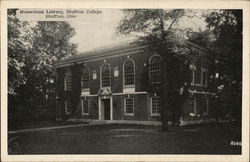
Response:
[54,39,211,68]
[54,41,146,67]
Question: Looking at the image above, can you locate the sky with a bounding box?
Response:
[68,9,208,53]
[69,9,126,53]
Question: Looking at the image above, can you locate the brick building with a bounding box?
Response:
[54,41,214,125]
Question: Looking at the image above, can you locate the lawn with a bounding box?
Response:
[8,123,241,154]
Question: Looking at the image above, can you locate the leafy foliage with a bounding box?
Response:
[204,10,242,120]
[8,9,78,126]
[117,9,194,129]
[205,10,242,82]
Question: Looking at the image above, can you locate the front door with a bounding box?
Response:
[103,99,110,120]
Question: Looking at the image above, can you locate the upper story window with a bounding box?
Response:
[64,69,72,91]
[149,55,162,84]
[202,69,208,87]
[195,66,202,85]
[101,64,111,87]
[81,66,90,89]
[124,60,135,86]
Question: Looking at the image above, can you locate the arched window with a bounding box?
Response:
[149,55,162,83]
[101,64,111,87]
[64,69,72,91]
[81,66,89,89]
[124,60,135,86]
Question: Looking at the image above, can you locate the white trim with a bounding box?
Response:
[98,96,113,120]
[98,97,101,120]
[81,99,89,115]
[150,96,160,116]
[191,69,195,85]
[100,63,111,88]
[124,97,134,116]
[123,59,135,89]
[189,90,215,95]
[113,91,147,95]
[149,53,162,63]
[80,91,148,97]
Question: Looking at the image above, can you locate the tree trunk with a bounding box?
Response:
[161,51,169,131]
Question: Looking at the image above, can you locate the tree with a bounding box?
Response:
[117,9,193,130]
[8,9,78,124]
[204,10,242,120]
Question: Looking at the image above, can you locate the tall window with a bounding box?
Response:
[82,99,89,115]
[202,70,208,87]
[195,66,201,85]
[64,70,72,91]
[151,96,161,116]
[101,64,111,87]
[149,55,162,83]
[81,66,89,89]
[124,98,134,115]
[124,60,135,86]
[191,69,195,85]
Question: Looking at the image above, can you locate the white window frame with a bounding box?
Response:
[124,98,134,116]
[65,100,71,115]
[150,96,161,116]
[81,99,89,115]
[81,66,90,91]
[149,54,162,84]
[100,64,111,88]
[195,67,202,86]
[123,59,135,88]
[191,69,195,85]
[64,70,72,91]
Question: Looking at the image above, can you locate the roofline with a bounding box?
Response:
[54,45,147,68]
[54,40,212,68]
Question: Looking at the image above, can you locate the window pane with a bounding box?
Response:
[124,60,135,86]
[65,71,72,91]
[102,65,111,87]
[191,70,195,84]
[125,98,134,114]
[152,97,161,114]
[82,100,89,114]
[196,70,201,84]
[149,56,162,83]
[81,67,89,89]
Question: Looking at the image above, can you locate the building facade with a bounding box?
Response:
[54,41,214,125]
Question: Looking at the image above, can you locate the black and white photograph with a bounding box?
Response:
[1,0,250,161]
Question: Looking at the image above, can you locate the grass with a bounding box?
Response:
[8,123,241,154]
[8,120,88,131]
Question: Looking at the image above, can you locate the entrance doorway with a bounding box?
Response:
[103,99,110,120]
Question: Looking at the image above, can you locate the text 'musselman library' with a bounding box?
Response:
[54,41,214,125]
